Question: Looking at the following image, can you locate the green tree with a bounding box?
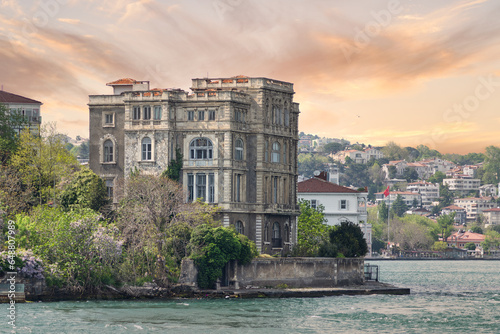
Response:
[391,195,408,217]
[298,153,329,178]
[0,103,27,164]
[381,141,408,161]
[378,201,388,222]
[293,199,329,256]
[481,230,500,251]
[427,171,445,184]
[322,142,345,154]
[416,145,441,159]
[187,225,257,289]
[482,146,500,184]
[432,241,448,251]
[403,168,419,182]
[9,124,78,205]
[464,242,476,250]
[436,213,455,242]
[161,147,183,181]
[438,184,454,208]
[59,168,108,212]
[325,221,368,257]
[469,225,483,234]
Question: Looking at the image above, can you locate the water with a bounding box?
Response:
[4,260,500,333]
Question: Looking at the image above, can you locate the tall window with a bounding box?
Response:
[311,199,317,209]
[103,140,114,162]
[106,179,114,198]
[143,106,151,120]
[142,137,152,160]
[265,140,269,162]
[190,138,213,160]
[273,176,278,203]
[272,142,280,163]
[187,110,194,121]
[208,109,216,120]
[264,223,269,242]
[235,139,244,161]
[188,174,194,202]
[340,200,347,210]
[284,108,290,126]
[198,110,205,121]
[235,174,242,202]
[284,224,289,242]
[272,222,281,247]
[235,221,244,234]
[208,173,215,203]
[154,106,162,120]
[196,173,207,201]
[133,106,141,120]
[283,142,287,164]
[105,113,113,124]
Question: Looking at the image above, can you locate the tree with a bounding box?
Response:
[0,103,27,164]
[481,230,500,251]
[325,221,368,257]
[403,168,419,182]
[9,124,78,205]
[293,199,329,256]
[381,141,408,161]
[427,171,445,184]
[438,184,454,208]
[432,241,448,251]
[391,217,434,250]
[59,168,108,212]
[0,166,36,216]
[161,147,183,181]
[116,174,219,286]
[436,213,455,242]
[416,145,441,160]
[482,146,500,184]
[464,242,476,250]
[378,201,388,222]
[322,142,345,155]
[391,195,408,217]
[187,225,257,289]
[469,225,483,234]
[298,153,329,178]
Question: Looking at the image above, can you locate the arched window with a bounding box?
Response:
[235,139,244,160]
[190,138,213,160]
[271,142,280,163]
[235,221,244,234]
[103,140,114,162]
[142,137,152,160]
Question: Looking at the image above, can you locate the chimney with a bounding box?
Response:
[317,171,328,181]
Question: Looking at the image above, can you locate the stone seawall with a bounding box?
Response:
[180,257,364,289]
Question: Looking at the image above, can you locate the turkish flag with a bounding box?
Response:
[383,186,390,197]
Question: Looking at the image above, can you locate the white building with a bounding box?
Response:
[376,191,422,207]
[406,181,440,208]
[443,178,481,194]
[0,89,42,134]
[454,197,496,222]
[297,176,371,256]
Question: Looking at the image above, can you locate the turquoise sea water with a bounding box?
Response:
[4,260,500,333]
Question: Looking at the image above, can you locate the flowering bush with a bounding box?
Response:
[0,250,44,279]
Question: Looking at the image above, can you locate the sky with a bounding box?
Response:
[1,0,500,154]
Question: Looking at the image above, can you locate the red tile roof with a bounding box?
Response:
[0,90,41,104]
[442,205,465,211]
[483,208,500,212]
[298,177,361,193]
[106,78,142,85]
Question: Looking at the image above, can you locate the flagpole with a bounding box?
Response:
[387,195,390,252]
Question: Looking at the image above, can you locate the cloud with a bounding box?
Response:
[58,18,80,25]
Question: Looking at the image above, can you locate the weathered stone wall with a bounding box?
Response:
[179,258,364,289]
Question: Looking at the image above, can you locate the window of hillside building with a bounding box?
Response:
[264,223,269,242]
[103,140,114,162]
[154,106,162,120]
[235,221,244,234]
[235,139,244,160]
[272,142,280,163]
[187,110,194,121]
[106,179,114,199]
[142,137,152,160]
[340,199,347,210]
[208,109,216,120]
[311,199,317,209]
[198,110,205,121]
[190,138,213,160]
[143,106,151,120]
[133,106,141,120]
[105,113,113,125]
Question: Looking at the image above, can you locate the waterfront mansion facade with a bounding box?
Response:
[88,76,300,254]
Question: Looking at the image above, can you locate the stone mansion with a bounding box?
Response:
[88,76,300,254]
